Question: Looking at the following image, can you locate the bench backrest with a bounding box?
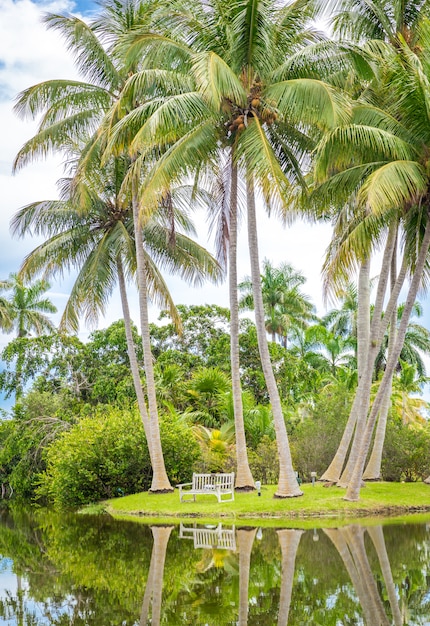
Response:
[192,472,234,492]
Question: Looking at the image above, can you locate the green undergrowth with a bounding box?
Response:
[104,482,430,528]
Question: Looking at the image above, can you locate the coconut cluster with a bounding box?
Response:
[227,81,278,135]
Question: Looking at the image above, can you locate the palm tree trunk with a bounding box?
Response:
[345,219,430,501]
[132,190,172,493]
[246,175,302,498]
[367,526,403,626]
[277,529,303,626]
[117,256,154,460]
[364,235,398,480]
[338,223,401,488]
[229,160,254,490]
[237,527,257,626]
[320,258,370,483]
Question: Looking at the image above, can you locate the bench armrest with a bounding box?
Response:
[177,482,192,488]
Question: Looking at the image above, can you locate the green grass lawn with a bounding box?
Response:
[103,482,430,528]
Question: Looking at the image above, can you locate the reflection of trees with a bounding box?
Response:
[367,526,402,626]
[0,509,429,624]
[276,529,303,626]
[325,526,390,625]
[237,528,257,626]
[140,526,173,626]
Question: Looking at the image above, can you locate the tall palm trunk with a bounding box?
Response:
[246,175,302,498]
[132,189,172,493]
[237,527,257,626]
[338,223,401,487]
[230,159,254,490]
[117,256,154,459]
[277,529,303,626]
[320,258,370,482]
[345,219,430,500]
[367,526,403,626]
[364,234,398,480]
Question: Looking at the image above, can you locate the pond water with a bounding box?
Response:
[0,508,428,625]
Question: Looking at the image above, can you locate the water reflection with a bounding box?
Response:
[0,507,428,625]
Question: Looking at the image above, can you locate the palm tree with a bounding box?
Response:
[0,274,57,339]
[112,0,349,496]
[314,12,430,499]
[12,159,221,491]
[0,274,57,399]
[239,260,315,348]
[12,0,179,492]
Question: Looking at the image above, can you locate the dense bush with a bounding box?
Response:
[382,417,430,482]
[290,387,351,481]
[38,408,201,507]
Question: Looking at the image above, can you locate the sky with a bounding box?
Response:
[0,0,429,404]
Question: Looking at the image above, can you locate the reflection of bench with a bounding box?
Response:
[177,472,235,503]
[179,523,236,550]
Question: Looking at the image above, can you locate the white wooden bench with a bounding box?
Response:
[177,472,235,503]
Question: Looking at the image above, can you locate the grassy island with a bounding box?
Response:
[104,482,430,528]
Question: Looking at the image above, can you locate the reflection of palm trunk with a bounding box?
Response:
[277,529,303,626]
[246,175,301,498]
[230,159,254,490]
[324,526,390,626]
[367,526,403,626]
[345,526,390,626]
[140,526,173,626]
[237,528,257,626]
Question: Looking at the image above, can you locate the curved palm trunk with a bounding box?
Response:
[132,191,172,493]
[246,175,302,498]
[237,527,257,626]
[338,224,400,488]
[117,257,154,460]
[277,529,303,626]
[320,258,370,483]
[337,257,372,487]
[362,382,392,480]
[364,235,398,480]
[367,526,403,626]
[139,525,173,626]
[345,219,430,501]
[230,160,254,490]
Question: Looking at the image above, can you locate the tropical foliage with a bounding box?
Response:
[3,0,430,506]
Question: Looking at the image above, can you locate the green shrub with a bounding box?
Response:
[38,408,201,507]
[382,418,430,482]
[248,436,279,484]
